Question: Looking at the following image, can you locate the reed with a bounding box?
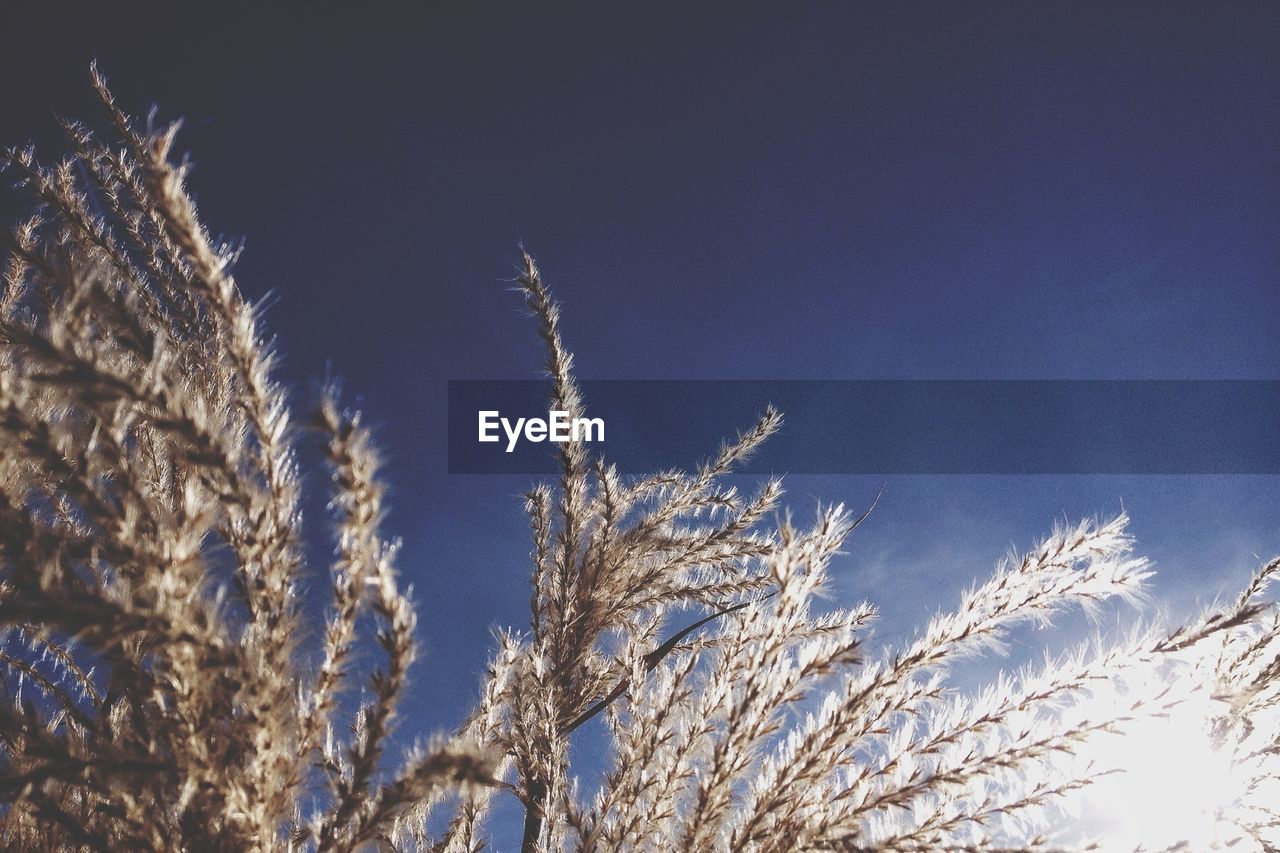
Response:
[1,70,1275,852]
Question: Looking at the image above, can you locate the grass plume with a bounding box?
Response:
[1,70,1277,852]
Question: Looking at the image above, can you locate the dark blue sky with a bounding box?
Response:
[3,4,1277,839]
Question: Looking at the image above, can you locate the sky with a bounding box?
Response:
[2,2,1278,842]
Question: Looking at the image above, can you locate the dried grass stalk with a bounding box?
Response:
[1,70,1276,852]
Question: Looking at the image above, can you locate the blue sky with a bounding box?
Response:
[2,3,1277,841]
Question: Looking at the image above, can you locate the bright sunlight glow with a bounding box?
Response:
[1072,667,1252,851]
